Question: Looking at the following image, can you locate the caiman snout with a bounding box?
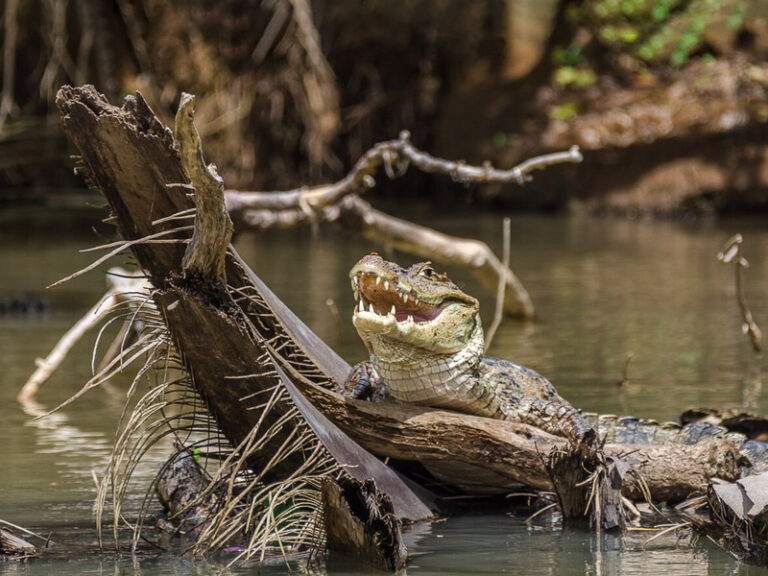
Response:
[352,271,444,323]
[350,253,480,354]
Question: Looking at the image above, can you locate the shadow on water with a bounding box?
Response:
[3,204,768,574]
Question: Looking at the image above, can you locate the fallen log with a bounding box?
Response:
[293,374,741,500]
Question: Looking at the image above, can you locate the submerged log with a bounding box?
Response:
[322,476,407,571]
[0,528,37,559]
[155,449,222,537]
[55,84,741,515]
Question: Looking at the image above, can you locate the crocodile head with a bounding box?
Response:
[350,253,481,354]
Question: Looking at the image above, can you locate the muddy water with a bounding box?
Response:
[2,202,768,574]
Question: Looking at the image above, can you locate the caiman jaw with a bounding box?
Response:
[350,266,480,354]
[352,272,445,323]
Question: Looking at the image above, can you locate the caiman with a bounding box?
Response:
[345,253,768,473]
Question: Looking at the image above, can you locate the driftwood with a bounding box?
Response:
[718,234,762,352]
[684,472,768,565]
[294,376,741,501]
[0,528,37,559]
[155,449,222,537]
[54,85,744,510]
[56,85,432,525]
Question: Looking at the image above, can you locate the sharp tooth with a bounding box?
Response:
[384,280,390,291]
[390,305,396,315]
[375,276,381,286]
[358,299,365,312]
[414,297,420,305]
[369,303,375,313]
[403,294,409,303]
[407,315,414,323]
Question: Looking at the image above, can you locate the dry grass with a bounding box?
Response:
[45,223,342,565]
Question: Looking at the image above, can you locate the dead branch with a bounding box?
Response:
[18,268,149,402]
[285,0,340,171]
[0,527,37,559]
[225,132,581,213]
[40,0,75,102]
[337,196,534,317]
[485,217,511,350]
[718,234,762,352]
[225,135,579,317]
[617,352,634,387]
[175,93,234,282]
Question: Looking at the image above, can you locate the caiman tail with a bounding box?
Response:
[583,413,768,474]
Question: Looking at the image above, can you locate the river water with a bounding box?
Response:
[2,201,768,574]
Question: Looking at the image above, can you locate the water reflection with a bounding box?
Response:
[19,397,111,483]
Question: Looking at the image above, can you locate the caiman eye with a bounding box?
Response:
[420,267,434,278]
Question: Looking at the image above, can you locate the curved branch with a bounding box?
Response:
[337,196,534,318]
[175,93,234,282]
[225,132,582,213]
[224,136,579,318]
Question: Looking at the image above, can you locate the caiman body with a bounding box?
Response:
[347,254,592,444]
[346,254,768,473]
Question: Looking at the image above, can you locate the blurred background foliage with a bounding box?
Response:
[0,0,767,215]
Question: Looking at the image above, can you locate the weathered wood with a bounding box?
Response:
[617,440,741,502]
[155,449,222,537]
[703,473,768,565]
[57,85,432,522]
[322,476,408,571]
[18,267,149,401]
[156,288,308,480]
[547,446,593,519]
[175,93,233,283]
[293,376,742,499]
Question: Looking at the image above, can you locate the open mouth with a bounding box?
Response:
[351,272,444,323]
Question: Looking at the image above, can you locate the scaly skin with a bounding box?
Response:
[346,254,593,445]
[345,254,768,473]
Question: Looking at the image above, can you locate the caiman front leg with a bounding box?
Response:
[344,361,389,402]
[506,397,596,447]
